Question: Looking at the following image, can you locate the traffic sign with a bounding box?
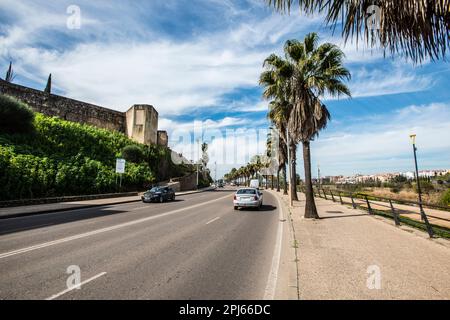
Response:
[116,158,126,174]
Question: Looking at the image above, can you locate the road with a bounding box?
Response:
[0,188,283,300]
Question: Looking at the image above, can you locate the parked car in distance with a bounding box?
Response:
[142,186,175,203]
[233,188,263,210]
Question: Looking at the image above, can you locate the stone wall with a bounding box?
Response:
[157,130,168,147]
[0,79,126,132]
[170,173,197,191]
[0,79,165,146]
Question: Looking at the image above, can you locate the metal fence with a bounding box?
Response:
[300,187,450,239]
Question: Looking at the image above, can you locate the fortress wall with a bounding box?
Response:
[0,79,126,133]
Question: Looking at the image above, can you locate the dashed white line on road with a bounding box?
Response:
[45,272,107,300]
[0,194,232,260]
[263,193,284,300]
[206,217,221,225]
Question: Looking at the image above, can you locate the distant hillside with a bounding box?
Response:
[0,94,191,200]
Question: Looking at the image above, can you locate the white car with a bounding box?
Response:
[233,188,263,210]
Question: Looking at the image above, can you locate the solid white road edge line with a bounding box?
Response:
[45,272,107,300]
[206,217,221,225]
[0,194,232,260]
[263,193,284,300]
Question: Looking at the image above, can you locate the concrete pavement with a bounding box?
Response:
[0,188,293,300]
[270,190,450,300]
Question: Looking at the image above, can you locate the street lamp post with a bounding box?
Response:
[286,127,293,207]
[318,164,321,190]
[410,134,434,237]
[410,134,425,219]
[196,138,200,189]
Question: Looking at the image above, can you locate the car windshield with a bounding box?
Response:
[149,187,161,192]
[237,189,256,195]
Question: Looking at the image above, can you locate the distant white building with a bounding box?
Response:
[402,171,415,179]
[328,169,448,184]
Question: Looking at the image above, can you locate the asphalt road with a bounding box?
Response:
[0,188,281,300]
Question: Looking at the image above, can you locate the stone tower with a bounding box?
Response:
[125,104,158,145]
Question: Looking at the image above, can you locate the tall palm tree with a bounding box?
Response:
[267,0,450,63]
[286,33,351,218]
[266,130,275,189]
[260,55,299,200]
[267,100,289,195]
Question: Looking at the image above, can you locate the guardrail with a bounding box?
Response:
[299,187,450,239]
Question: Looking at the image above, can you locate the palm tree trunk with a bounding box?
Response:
[276,169,281,192]
[289,143,299,201]
[282,165,288,195]
[302,141,319,219]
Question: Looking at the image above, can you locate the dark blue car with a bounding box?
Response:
[141,186,175,203]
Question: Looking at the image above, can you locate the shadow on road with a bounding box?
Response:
[237,204,277,212]
[0,199,183,236]
[144,199,185,203]
[0,207,134,236]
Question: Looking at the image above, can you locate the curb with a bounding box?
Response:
[0,187,217,220]
[266,189,300,300]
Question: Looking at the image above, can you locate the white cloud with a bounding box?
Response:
[349,65,434,98]
[0,0,322,115]
[159,116,252,133]
[227,100,268,112]
[307,103,450,176]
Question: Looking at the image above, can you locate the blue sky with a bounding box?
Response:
[1,0,449,178]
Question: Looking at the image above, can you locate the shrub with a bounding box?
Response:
[0,94,35,134]
[0,111,188,200]
[440,189,450,206]
[414,181,434,194]
[121,145,144,163]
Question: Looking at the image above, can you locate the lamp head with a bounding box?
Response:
[409,134,416,145]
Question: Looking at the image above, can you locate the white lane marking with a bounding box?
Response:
[0,194,232,260]
[206,217,221,225]
[263,193,284,300]
[45,272,107,300]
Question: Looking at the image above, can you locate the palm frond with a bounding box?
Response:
[267,0,450,63]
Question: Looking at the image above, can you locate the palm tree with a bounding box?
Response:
[260,55,298,200]
[267,0,450,63]
[266,130,275,189]
[285,33,351,218]
[267,100,289,195]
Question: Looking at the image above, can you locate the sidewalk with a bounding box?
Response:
[0,187,215,219]
[269,190,450,299]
